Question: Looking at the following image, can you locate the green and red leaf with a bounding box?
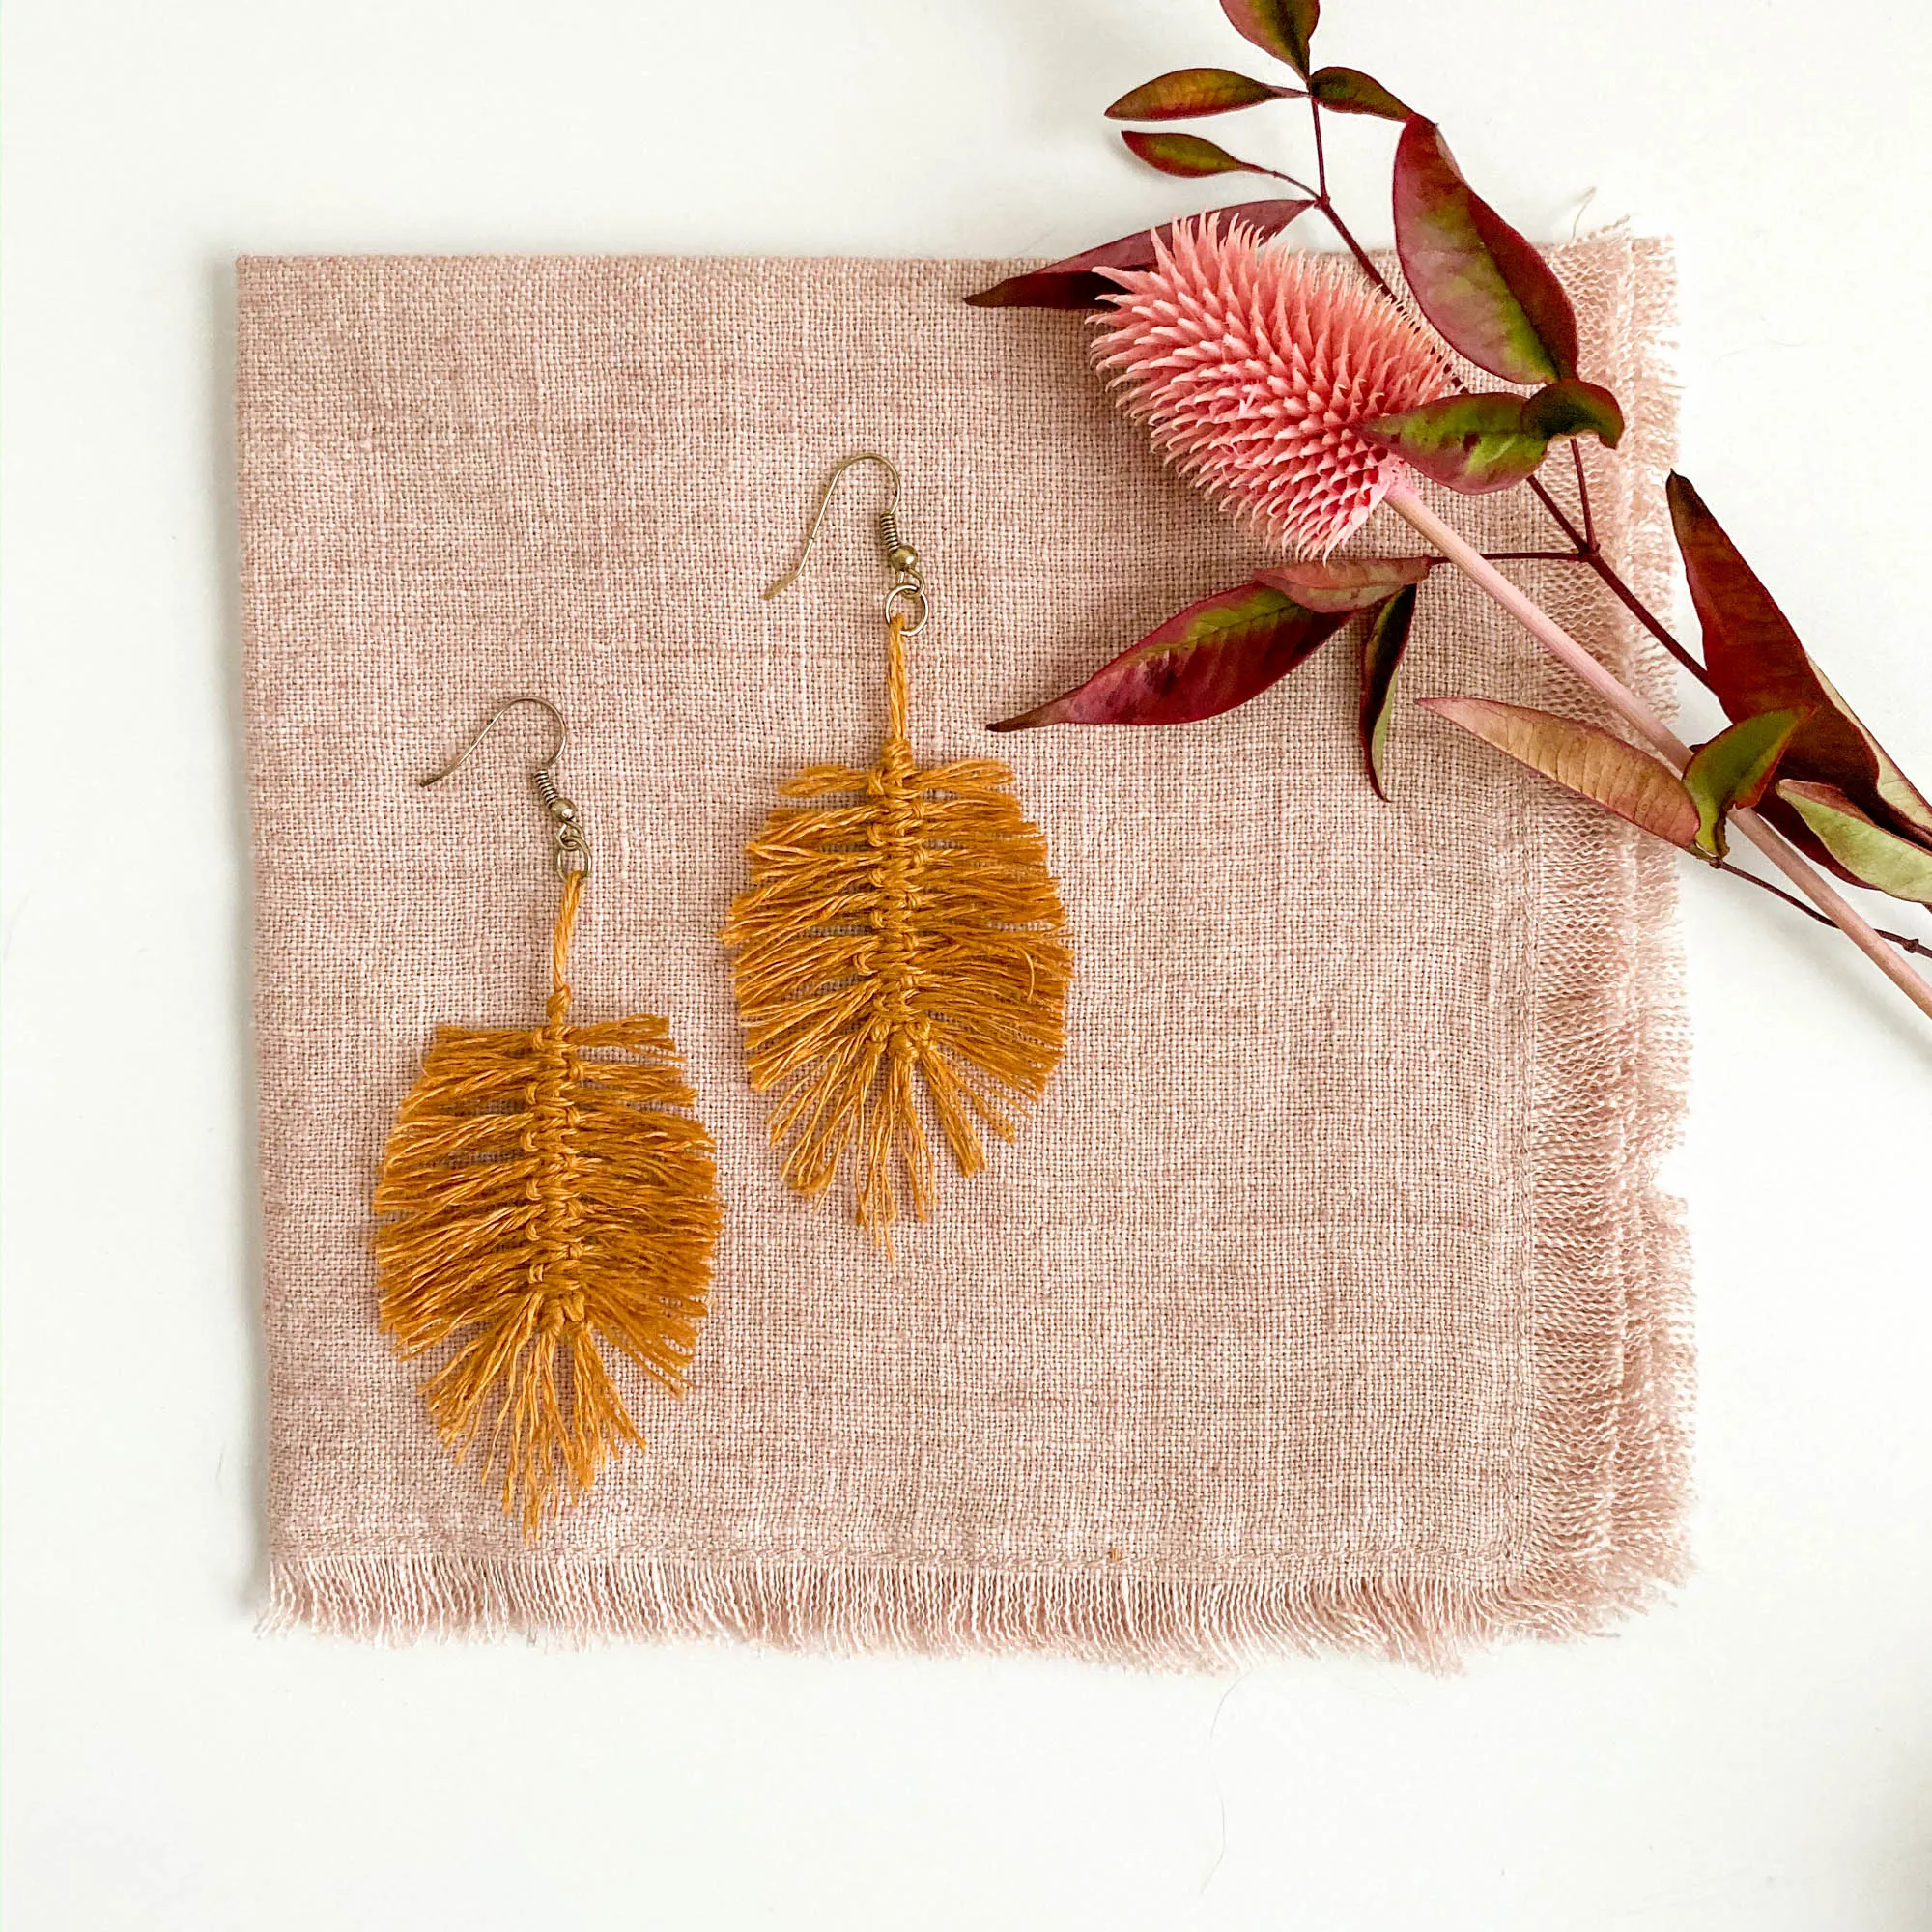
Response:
[1524,380,1624,446]
[1309,65,1410,120]
[1257,554,1434,612]
[1359,582,1419,798]
[987,582,1348,729]
[1682,708,1808,859]
[1666,474,1932,843]
[1392,117,1579,385]
[1778,781,1932,906]
[1419,696,1700,848]
[1364,380,1622,494]
[1106,68,1300,120]
[1363,394,1552,494]
[1813,664,1932,841]
[1219,0,1319,77]
[1121,129,1283,179]
[964,200,1313,309]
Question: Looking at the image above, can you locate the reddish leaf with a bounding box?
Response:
[1392,117,1579,384]
[1106,68,1301,120]
[1682,708,1808,859]
[1258,554,1434,613]
[964,200,1313,309]
[988,582,1348,729]
[1362,394,1551,494]
[1359,583,1419,798]
[1121,129,1283,179]
[1220,0,1320,77]
[1419,696,1700,848]
[1778,781,1932,906]
[1667,473,1841,742]
[1309,66,1410,120]
[1666,473,1932,842]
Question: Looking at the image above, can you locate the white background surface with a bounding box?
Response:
[5,1,1930,1925]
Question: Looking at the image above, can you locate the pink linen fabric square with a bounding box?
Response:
[238,237,1689,1666]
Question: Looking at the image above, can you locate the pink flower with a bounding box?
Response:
[1094,215,1450,555]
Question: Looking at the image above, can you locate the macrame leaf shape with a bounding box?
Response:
[375,872,722,1535]
[724,613,1070,1242]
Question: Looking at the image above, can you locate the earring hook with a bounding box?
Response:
[419,694,589,878]
[762,450,929,633]
[419,694,567,788]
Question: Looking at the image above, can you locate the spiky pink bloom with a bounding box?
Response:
[1094,216,1451,556]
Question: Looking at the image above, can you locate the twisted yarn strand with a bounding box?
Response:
[374,867,723,1535]
[724,611,1070,1247]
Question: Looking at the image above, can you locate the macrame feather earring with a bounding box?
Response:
[723,453,1072,1247]
[373,696,723,1535]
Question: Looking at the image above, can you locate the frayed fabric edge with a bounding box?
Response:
[265,1550,1679,1673]
[1605,233,1695,1598]
[1515,230,1693,1628]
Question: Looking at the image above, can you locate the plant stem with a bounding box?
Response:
[1386,480,1932,1022]
[1716,860,1931,958]
[1320,204,1389,295]
[1313,196,1401,310]
[1524,474,1588,547]
[1589,557,1711,685]
[1569,439,1597,552]
[1520,463,1711,687]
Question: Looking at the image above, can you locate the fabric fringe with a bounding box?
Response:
[1515,230,1693,1626]
[1605,234,1695,1590]
[265,1550,1678,1671]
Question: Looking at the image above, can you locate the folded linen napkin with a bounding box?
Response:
[239,235,1689,1665]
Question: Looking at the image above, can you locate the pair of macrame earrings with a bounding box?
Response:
[372,451,1072,1531]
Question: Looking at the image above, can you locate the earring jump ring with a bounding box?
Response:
[885,581,930,635]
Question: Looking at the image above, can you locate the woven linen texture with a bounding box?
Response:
[239,238,1689,1666]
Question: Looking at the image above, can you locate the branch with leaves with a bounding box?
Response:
[968,0,1932,1022]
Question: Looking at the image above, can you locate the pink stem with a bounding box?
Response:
[1386,481,1932,1024]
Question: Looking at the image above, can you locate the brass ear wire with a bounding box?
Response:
[419,694,589,878]
[761,450,930,634]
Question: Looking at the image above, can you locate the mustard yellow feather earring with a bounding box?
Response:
[723,453,1072,1246]
[373,696,723,1535]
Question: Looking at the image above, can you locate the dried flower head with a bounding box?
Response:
[1094,215,1450,555]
